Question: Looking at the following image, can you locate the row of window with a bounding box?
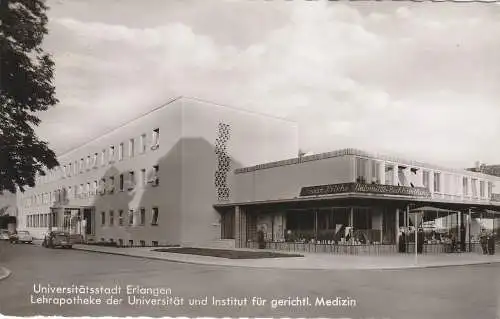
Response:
[23,166,159,208]
[101,207,159,227]
[35,128,160,185]
[26,213,56,228]
[355,157,494,198]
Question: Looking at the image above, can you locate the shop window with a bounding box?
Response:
[152,241,158,247]
[140,240,146,247]
[129,240,134,246]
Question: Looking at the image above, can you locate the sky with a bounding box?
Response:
[37,0,500,169]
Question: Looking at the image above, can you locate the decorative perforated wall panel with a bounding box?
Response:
[214,122,231,201]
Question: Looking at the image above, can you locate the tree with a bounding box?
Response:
[0,0,59,194]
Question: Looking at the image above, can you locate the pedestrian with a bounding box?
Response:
[487,232,495,255]
[417,228,424,254]
[480,229,488,255]
[398,229,406,253]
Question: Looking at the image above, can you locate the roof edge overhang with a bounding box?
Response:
[213,193,500,212]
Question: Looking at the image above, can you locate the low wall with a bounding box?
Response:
[246,242,493,255]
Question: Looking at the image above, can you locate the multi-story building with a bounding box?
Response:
[15,97,298,247]
[11,97,500,253]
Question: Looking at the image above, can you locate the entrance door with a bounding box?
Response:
[83,208,94,235]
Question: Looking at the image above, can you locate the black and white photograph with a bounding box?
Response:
[1,0,500,318]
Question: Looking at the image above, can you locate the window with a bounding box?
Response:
[433,172,441,192]
[63,165,67,178]
[74,161,78,174]
[128,171,135,190]
[151,207,159,226]
[101,212,106,225]
[119,143,124,161]
[129,138,135,157]
[119,174,124,191]
[109,176,115,194]
[355,157,368,183]
[152,241,158,247]
[141,169,146,186]
[140,208,145,225]
[371,161,380,184]
[151,165,159,186]
[129,240,134,246]
[129,210,134,226]
[385,165,394,185]
[100,178,106,195]
[86,183,90,195]
[423,171,430,190]
[80,158,84,172]
[101,150,106,166]
[109,146,115,162]
[118,239,123,246]
[152,128,159,149]
[140,240,146,247]
[109,211,114,226]
[87,156,91,169]
[93,153,98,167]
[463,177,468,196]
[68,186,72,198]
[471,178,478,197]
[140,134,147,153]
[93,181,98,194]
[480,181,485,198]
[118,210,124,226]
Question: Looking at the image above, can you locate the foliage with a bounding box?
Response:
[0,0,59,194]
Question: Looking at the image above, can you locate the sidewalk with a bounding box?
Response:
[72,245,500,270]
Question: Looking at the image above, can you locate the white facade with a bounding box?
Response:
[15,97,299,246]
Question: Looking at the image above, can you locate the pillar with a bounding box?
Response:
[395,208,400,246]
[349,207,354,227]
[235,206,247,248]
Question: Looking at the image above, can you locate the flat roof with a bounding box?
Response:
[235,148,500,180]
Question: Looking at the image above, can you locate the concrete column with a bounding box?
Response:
[395,208,400,246]
[349,207,354,227]
[235,206,241,248]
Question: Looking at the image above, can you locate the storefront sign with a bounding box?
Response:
[300,182,432,198]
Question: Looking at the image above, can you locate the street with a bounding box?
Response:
[0,242,499,319]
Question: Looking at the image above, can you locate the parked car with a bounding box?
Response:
[0,229,10,241]
[42,231,72,249]
[11,231,33,244]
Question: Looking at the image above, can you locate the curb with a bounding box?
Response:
[71,247,500,271]
[0,266,12,281]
